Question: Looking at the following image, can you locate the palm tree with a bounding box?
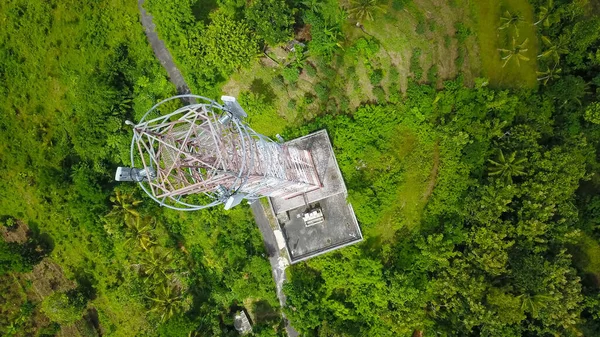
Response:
[106,190,141,224]
[147,284,186,322]
[537,35,569,63]
[124,216,155,251]
[498,10,525,37]
[518,293,552,318]
[488,149,526,184]
[498,38,529,68]
[536,64,562,85]
[140,248,174,283]
[347,0,386,22]
[534,0,556,27]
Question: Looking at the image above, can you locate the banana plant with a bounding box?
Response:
[498,38,530,68]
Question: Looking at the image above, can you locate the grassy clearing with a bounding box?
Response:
[474,0,539,88]
[222,0,479,125]
[571,233,600,287]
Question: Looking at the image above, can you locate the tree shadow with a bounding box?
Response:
[250,78,276,104]
[252,300,280,324]
[191,0,218,24]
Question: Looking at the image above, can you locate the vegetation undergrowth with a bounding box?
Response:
[2,0,600,336]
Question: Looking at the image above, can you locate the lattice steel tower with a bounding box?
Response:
[115,95,321,211]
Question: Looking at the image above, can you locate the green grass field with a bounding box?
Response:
[474,0,539,88]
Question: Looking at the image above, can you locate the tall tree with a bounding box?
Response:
[246,0,295,46]
[347,0,386,22]
[498,10,525,37]
[201,11,259,75]
[488,150,526,184]
[498,38,530,67]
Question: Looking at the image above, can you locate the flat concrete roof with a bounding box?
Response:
[270,129,347,214]
[280,194,362,263]
[268,129,362,264]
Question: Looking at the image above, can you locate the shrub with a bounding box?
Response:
[416,16,426,34]
[427,64,438,84]
[200,11,260,75]
[288,99,297,110]
[41,292,85,326]
[456,46,465,68]
[315,83,329,101]
[584,102,600,124]
[282,66,300,84]
[351,37,380,59]
[428,19,436,32]
[245,0,295,46]
[304,93,315,104]
[455,22,472,44]
[339,95,350,112]
[410,48,423,80]
[305,63,317,77]
[389,66,400,83]
[392,0,412,11]
[369,69,384,85]
[373,86,386,103]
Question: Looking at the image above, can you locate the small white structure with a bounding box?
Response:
[234,311,252,335]
[302,208,324,227]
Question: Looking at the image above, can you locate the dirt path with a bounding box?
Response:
[137,0,195,104]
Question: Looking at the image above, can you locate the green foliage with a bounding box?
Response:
[282,66,300,84]
[314,83,329,101]
[499,38,530,67]
[2,0,600,335]
[305,63,317,77]
[369,68,384,85]
[372,86,386,103]
[201,11,259,75]
[416,15,427,34]
[455,22,472,43]
[239,91,287,136]
[302,10,344,60]
[487,149,527,184]
[246,0,295,45]
[584,102,600,124]
[498,10,525,37]
[410,48,423,80]
[41,292,85,326]
[427,64,438,84]
[147,284,189,322]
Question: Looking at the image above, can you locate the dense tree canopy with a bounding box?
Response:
[1,0,600,336]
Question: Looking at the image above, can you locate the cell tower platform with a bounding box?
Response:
[116,95,361,263]
[268,130,362,264]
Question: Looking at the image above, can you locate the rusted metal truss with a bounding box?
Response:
[130,95,321,210]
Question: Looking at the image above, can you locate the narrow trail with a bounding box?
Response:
[251,202,299,337]
[137,0,195,104]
